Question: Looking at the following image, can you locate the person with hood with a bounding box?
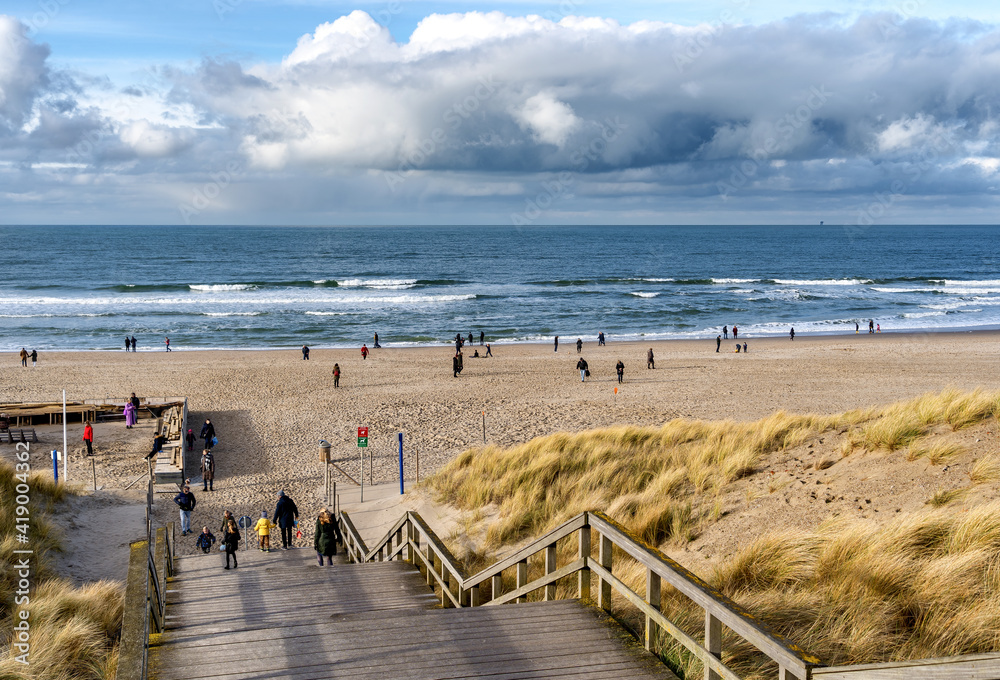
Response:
[314,508,342,565]
[196,527,216,553]
[124,400,138,429]
[273,490,299,549]
[254,511,275,552]
[186,428,195,451]
[201,419,216,450]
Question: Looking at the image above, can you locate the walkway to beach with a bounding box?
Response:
[150,547,675,680]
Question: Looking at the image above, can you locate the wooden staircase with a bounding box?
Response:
[150,548,674,680]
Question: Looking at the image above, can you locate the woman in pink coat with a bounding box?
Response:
[124,401,138,429]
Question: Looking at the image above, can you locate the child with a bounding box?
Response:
[196,527,216,553]
[186,428,195,451]
[254,511,275,552]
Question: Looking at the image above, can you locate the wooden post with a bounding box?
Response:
[778,668,800,680]
[516,559,528,604]
[440,560,450,608]
[491,573,503,603]
[705,612,722,680]
[395,526,403,562]
[598,533,612,612]
[578,525,591,601]
[426,546,434,587]
[92,458,97,491]
[645,568,661,652]
[544,543,557,601]
[408,522,418,565]
[469,584,480,607]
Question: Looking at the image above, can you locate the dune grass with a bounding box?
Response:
[0,461,124,680]
[424,389,1000,676]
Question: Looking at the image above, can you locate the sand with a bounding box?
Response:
[2,330,999,575]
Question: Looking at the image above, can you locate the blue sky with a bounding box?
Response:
[1,1,999,224]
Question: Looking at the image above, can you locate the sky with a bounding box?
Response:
[1,1,999,225]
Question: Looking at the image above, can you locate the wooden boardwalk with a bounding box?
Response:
[150,547,675,680]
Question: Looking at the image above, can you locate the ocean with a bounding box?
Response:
[1,224,998,351]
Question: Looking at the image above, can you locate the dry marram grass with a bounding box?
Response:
[0,461,124,680]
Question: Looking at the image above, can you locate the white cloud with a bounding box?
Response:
[513,91,581,147]
[0,16,50,133]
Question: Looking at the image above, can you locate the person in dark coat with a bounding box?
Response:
[223,519,240,569]
[131,335,137,351]
[146,431,166,460]
[314,508,342,565]
[273,490,299,549]
[201,419,216,450]
[615,360,624,384]
[125,336,131,352]
[130,392,141,413]
[452,352,462,378]
[173,485,196,535]
[200,449,215,491]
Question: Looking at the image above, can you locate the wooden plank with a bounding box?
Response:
[813,653,1000,679]
[464,513,588,587]
[589,559,741,680]
[488,557,585,606]
[117,541,150,680]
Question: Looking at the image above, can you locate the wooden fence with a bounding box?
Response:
[338,509,1000,680]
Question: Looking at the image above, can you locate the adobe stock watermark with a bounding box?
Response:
[382,75,501,191]
[510,116,629,226]
[717,84,834,200]
[20,0,71,37]
[844,130,956,237]
[673,0,750,73]
[11,442,34,666]
[178,160,245,224]
[877,0,928,39]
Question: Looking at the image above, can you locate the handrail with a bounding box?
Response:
[116,522,175,680]
[342,508,823,679]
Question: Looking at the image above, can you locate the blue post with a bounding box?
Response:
[398,432,404,495]
[52,450,58,483]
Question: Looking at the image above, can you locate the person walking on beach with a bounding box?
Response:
[453,351,463,377]
[223,518,240,569]
[273,490,299,549]
[174,485,196,536]
[333,363,341,388]
[485,344,492,357]
[576,338,583,353]
[647,348,655,369]
[373,332,381,348]
[361,344,369,360]
[716,335,721,352]
[124,400,137,429]
[855,322,859,334]
[789,327,795,341]
[83,421,94,456]
[125,336,131,352]
[598,332,606,346]
[19,348,28,367]
[30,350,37,367]
[554,336,559,352]
[164,337,171,351]
[616,360,624,384]
[876,323,881,333]
[576,357,589,382]
[479,331,485,345]
[314,508,342,565]
[869,319,874,334]
[468,332,474,346]
[723,326,728,339]
[743,342,748,353]
[254,511,275,552]
[733,326,738,340]
[302,345,310,360]
[131,336,137,351]
[201,419,216,450]
[200,449,215,492]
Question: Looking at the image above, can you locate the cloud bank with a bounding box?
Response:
[1,10,999,224]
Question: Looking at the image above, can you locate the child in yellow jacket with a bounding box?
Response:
[254,511,276,552]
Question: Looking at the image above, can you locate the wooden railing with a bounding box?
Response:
[338,510,821,680]
[116,522,175,680]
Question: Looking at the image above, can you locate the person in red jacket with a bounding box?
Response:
[83,422,94,456]
[361,344,369,360]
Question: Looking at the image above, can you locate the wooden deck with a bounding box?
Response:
[150,547,675,680]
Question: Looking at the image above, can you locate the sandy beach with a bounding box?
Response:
[2,330,999,568]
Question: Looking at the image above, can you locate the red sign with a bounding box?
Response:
[358,427,368,438]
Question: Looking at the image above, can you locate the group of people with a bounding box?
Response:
[123,335,138,351]
[18,348,37,367]
[188,490,343,569]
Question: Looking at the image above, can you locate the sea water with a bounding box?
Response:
[1,224,998,350]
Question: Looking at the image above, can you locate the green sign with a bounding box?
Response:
[357,437,368,448]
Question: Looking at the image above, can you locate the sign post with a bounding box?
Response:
[398,432,404,495]
[358,427,368,502]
